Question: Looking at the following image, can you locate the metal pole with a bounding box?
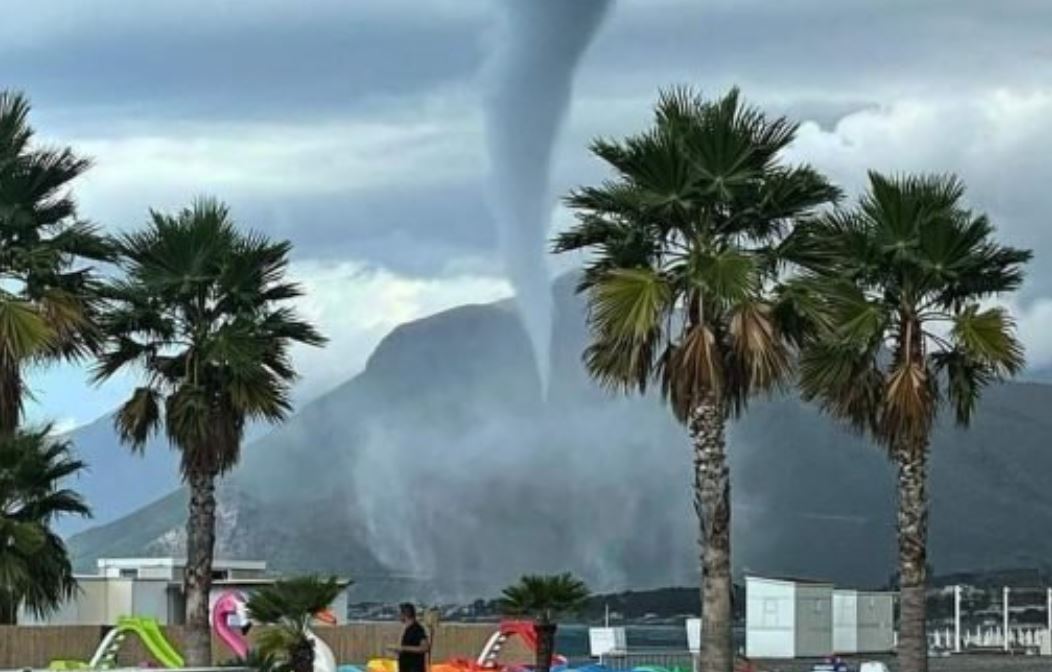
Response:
[1039,588,1047,656]
[1004,587,1010,652]
[954,585,961,653]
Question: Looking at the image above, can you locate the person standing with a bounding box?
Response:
[387,603,430,672]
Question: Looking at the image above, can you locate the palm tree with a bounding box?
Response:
[553,87,838,672]
[93,199,326,666]
[500,573,589,672]
[0,91,112,436]
[247,576,345,672]
[788,172,1030,672]
[0,425,91,623]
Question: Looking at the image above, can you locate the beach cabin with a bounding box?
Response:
[746,575,834,659]
[833,590,895,654]
[833,590,859,653]
[856,592,895,653]
[833,590,858,653]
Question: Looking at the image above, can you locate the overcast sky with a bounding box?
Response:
[4,0,1051,429]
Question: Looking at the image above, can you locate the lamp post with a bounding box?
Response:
[1003,587,1010,653]
[954,585,961,654]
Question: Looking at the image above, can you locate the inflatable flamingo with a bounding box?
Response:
[213,590,251,659]
[212,589,337,672]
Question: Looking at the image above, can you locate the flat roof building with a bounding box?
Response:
[19,558,349,627]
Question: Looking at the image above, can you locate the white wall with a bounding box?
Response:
[746,578,796,658]
[857,592,895,653]
[833,590,858,654]
[138,567,176,580]
[132,581,171,624]
[21,579,136,626]
[794,584,833,658]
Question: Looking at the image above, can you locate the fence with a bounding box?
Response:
[0,623,526,669]
[925,585,1052,655]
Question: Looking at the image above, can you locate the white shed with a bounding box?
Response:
[833,590,859,653]
[746,575,834,659]
[833,589,895,654]
[856,592,895,653]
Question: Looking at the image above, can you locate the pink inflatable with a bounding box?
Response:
[213,590,250,659]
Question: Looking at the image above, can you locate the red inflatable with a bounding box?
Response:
[429,620,566,672]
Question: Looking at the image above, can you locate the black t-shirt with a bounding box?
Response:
[399,621,428,672]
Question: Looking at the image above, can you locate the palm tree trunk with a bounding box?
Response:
[0,592,18,625]
[291,636,315,672]
[895,442,929,672]
[0,360,22,437]
[533,620,557,672]
[184,469,218,667]
[690,393,733,672]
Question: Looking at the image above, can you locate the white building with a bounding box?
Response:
[745,575,834,659]
[20,557,349,626]
[834,589,896,654]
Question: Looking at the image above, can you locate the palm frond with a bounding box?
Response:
[798,341,883,436]
[584,269,669,393]
[556,87,839,425]
[950,305,1025,376]
[499,573,590,624]
[99,199,325,479]
[0,425,89,618]
[660,324,723,423]
[0,299,54,362]
[727,300,792,396]
[114,387,162,451]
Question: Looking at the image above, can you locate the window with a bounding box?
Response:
[763,598,779,626]
[120,569,138,578]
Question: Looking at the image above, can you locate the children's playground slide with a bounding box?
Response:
[49,616,185,669]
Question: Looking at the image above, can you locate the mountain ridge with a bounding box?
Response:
[67,279,1052,601]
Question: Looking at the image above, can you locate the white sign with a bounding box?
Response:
[588,627,626,656]
[686,618,702,653]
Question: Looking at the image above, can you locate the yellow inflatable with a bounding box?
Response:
[367,658,398,672]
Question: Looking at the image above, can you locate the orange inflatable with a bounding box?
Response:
[369,620,565,672]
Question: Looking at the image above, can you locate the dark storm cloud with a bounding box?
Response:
[2,1,485,125]
[586,0,1052,97]
[4,0,1052,357]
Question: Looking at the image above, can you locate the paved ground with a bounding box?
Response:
[751,654,1052,671]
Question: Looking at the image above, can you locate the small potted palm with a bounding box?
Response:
[499,574,590,672]
[247,576,346,672]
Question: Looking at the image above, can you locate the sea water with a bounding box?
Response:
[556,624,746,661]
[556,625,686,658]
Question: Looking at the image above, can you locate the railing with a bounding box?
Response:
[928,625,1050,653]
[925,584,1052,655]
[598,649,696,672]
